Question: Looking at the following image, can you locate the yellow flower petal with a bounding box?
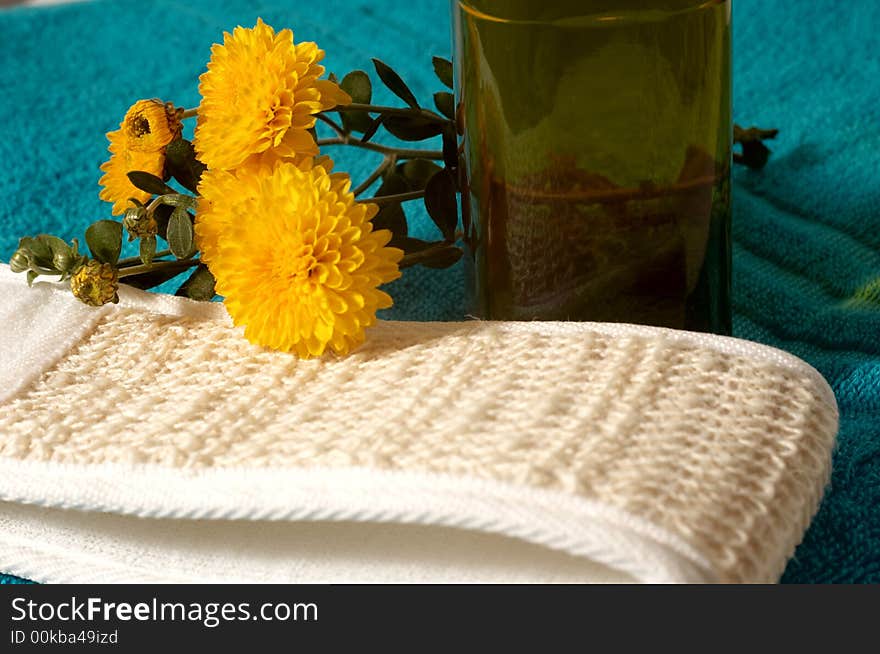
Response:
[98,130,166,215]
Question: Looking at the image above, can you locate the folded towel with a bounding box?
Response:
[0,0,878,583]
[0,266,838,583]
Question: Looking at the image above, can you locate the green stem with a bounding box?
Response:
[399,242,453,270]
[27,266,60,277]
[333,103,449,123]
[317,136,442,161]
[181,108,199,119]
[353,154,396,197]
[117,250,172,267]
[316,113,347,137]
[147,194,197,214]
[362,190,425,206]
[118,259,199,279]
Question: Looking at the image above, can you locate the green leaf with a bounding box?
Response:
[26,270,38,287]
[342,70,372,104]
[361,115,385,143]
[175,264,216,301]
[344,71,371,104]
[154,204,173,242]
[85,220,123,265]
[433,92,455,120]
[424,170,459,241]
[372,58,420,109]
[165,139,207,194]
[372,203,408,245]
[339,71,374,133]
[419,245,463,269]
[432,56,454,90]
[400,159,442,190]
[167,207,195,259]
[398,237,434,254]
[139,235,157,265]
[398,238,463,269]
[442,126,459,171]
[375,172,410,199]
[382,115,443,141]
[127,171,176,196]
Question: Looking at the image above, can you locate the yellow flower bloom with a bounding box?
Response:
[98,99,182,215]
[195,159,403,357]
[121,99,182,152]
[193,18,351,171]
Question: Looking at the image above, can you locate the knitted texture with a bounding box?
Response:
[0,0,878,583]
[0,286,837,583]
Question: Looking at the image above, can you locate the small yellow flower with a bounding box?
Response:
[70,260,119,307]
[195,159,403,357]
[121,99,182,152]
[98,99,181,215]
[193,18,351,172]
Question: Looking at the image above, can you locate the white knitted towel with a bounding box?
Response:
[0,264,838,584]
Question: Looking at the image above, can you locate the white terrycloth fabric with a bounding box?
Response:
[0,264,838,583]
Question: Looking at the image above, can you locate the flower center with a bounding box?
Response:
[277,246,317,284]
[129,115,151,138]
[302,257,318,280]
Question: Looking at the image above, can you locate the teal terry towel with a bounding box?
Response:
[0,0,878,583]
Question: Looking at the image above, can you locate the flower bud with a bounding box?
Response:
[9,249,32,273]
[122,99,182,152]
[70,260,119,307]
[123,206,158,241]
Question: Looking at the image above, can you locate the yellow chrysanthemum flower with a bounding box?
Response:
[195,159,403,357]
[98,99,182,215]
[193,18,351,171]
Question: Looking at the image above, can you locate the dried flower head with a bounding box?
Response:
[193,18,351,171]
[70,260,119,307]
[195,159,403,357]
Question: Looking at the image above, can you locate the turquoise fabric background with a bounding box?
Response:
[0,0,878,583]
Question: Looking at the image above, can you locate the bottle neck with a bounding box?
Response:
[457,0,728,23]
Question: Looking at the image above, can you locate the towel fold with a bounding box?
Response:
[0,266,838,583]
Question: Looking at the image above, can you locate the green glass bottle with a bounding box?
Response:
[452,0,732,334]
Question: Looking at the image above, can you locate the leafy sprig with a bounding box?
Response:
[320,57,464,270]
